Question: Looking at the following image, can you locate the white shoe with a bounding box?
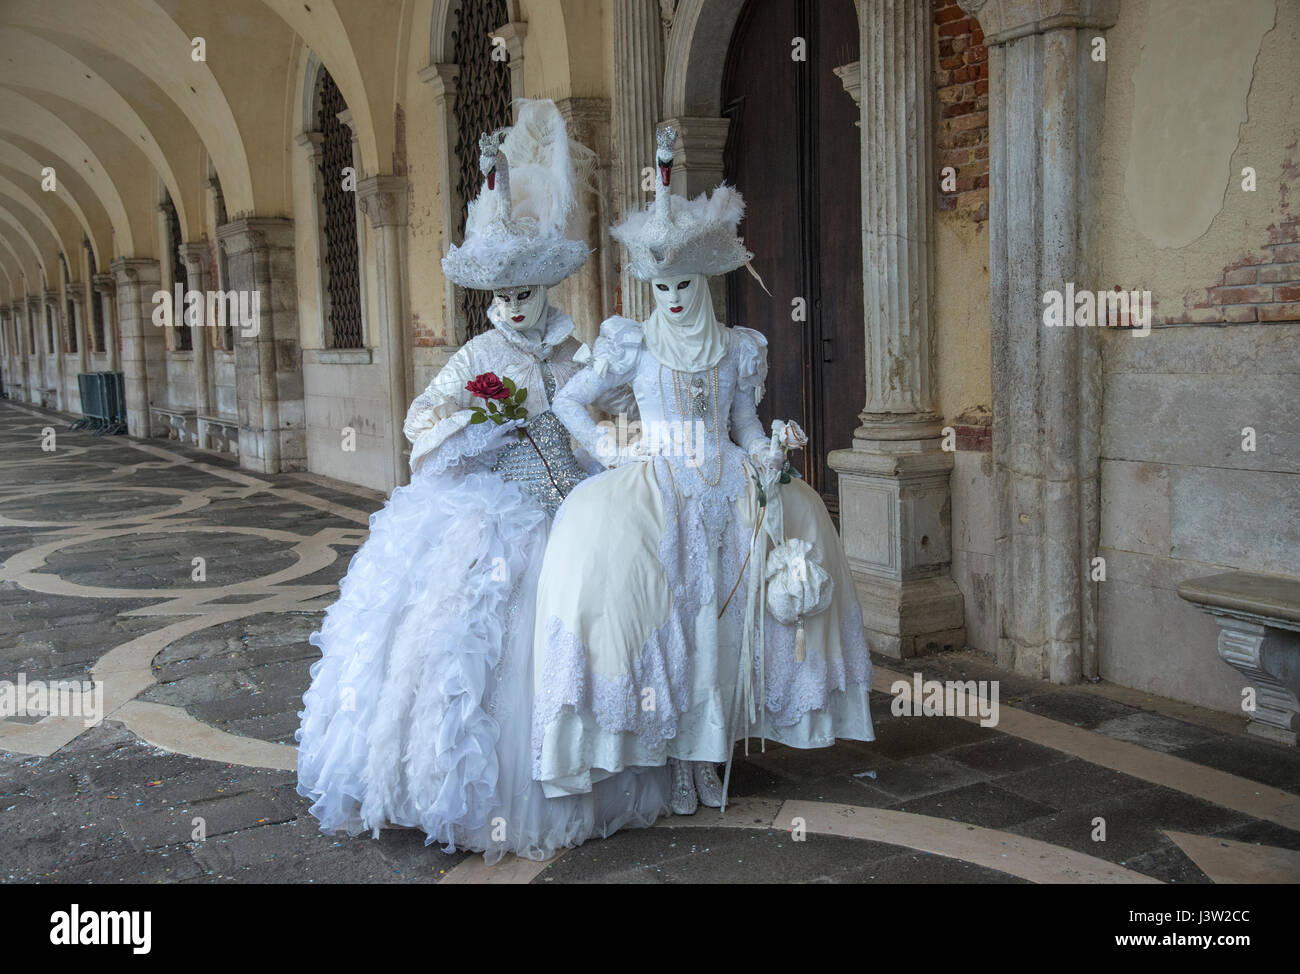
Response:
[693,762,724,808]
[668,757,698,816]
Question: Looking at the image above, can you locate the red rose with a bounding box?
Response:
[466,372,510,401]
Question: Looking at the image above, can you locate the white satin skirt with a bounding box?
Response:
[532,457,875,798]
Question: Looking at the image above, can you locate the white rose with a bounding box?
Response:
[771,420,809,452]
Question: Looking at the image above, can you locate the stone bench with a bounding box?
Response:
[197,414,240,458]
[149,405,198,446]
[1178,572,1300,745]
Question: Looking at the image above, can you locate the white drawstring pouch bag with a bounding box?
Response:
[765,537,834,662]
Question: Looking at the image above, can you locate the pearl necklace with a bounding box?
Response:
[659,364,723,487]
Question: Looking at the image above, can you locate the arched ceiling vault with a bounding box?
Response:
[0,141,113,267]
[0,173,85,274]
[0,0,400,272]
[0,26,201,241]
[1,0,256,215]
[8,92,171,256]
[0,208,51,282]
[258,0,394,174]
[0,89,139,255]
[0,234,35,294]
[0,251,18,300]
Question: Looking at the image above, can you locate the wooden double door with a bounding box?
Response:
[723,0,864,516]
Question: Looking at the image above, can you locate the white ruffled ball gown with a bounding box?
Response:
[295,307,671,862]
[532,316,875,797]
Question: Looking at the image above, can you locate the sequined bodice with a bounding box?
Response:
[490,361,588,516]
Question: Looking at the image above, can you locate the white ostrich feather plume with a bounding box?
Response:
[612,183,753,281]
[445,99,594,291]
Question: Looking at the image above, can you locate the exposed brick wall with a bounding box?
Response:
[410,310,440,348]
[1159,215,1300,326]
[950,407,992,452]
[934,0,989,222]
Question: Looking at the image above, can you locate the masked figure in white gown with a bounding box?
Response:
[296,100,669,863]
[532,128,875,814]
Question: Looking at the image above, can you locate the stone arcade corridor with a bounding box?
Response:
[1,400,1298,884]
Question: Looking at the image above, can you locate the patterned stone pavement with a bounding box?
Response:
[2,399,1299,884]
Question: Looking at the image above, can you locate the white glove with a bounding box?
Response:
[751,440,784,474]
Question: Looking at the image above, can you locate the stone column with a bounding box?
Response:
[657,118,732,315]
[418,62,464,354]
[657,117,730,198]
[70,288,90,377]
[110,258,163,438]
[177,242,213,417]
[92,273,119,372]
[10,303,22,398]
[555,97,613,345]
[216,218,304,474]
[25,296,41,404]
[827,0,965,658]
[494,21,528,114]
[958,0,1116,682]
[357,175,411,491]
[613,0,665,320]
[45,289,66,411]
[0,307,10,396]
[7,304,18,395]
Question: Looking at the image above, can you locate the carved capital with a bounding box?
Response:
[215,217,294,258]
[356,175,409,229]
[959,0,1118,46]
[294,130,324,159]
[493,20,528,60]
[555,96,611,151]
[833,60,862,106]
[417,62,459,100]
[109,258,162,289]
[176,241,210,272]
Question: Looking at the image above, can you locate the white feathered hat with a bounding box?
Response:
[611,126,754,281]
[442,99,594,291]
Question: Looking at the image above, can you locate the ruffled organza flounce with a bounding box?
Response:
[296,464,669,862]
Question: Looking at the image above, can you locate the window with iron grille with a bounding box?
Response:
[91,279,105,351]
[163,193,192,351]
[66,297,77,354]
[60,254,77,355]
[212,174,235,352]
[89,259,106,353]
[315,67,364,349]
[46,310,54,354]
[452,0,513,339]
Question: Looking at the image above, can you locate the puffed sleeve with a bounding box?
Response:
[404,341,515,474]
[730,327,770,455]
[554,316,644,468]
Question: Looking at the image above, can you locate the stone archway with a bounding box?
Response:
[662,0,749,118]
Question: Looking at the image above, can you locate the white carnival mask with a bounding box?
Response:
[491,285,548,334]
[651,274,708,325]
